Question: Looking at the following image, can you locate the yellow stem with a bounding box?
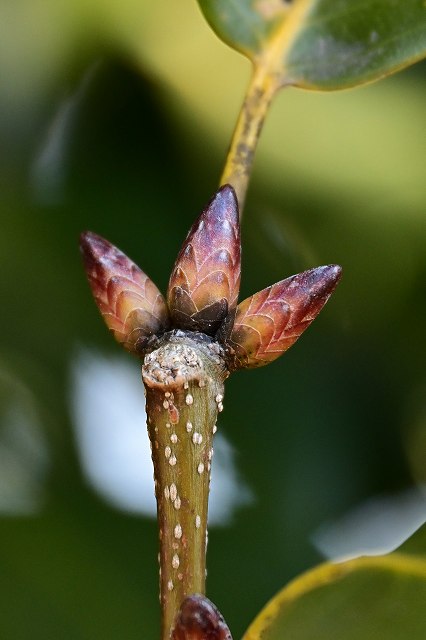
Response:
[219,62,279,216]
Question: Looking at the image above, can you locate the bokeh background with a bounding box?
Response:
[1,1,425,638]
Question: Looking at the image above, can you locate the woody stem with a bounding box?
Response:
[142,331,228,640]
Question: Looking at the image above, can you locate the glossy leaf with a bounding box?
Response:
[242,548,426,640]
[80,231,169,354]
[226,265,341,369]
[197,0,293,59]
[198,0,426,90]
[167,185,241,335]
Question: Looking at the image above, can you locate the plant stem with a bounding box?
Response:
[142,331,228,640]
[219,63,279,216]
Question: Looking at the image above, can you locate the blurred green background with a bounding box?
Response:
[1,1,425,638]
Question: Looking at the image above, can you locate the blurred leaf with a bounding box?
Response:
[242,528,426,639]
[198,0,426,89]
[399,523,426,559]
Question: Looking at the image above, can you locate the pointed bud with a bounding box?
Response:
[80,231,169,354]
[167,185,241,335]
[226,265,342,369]
[171,595,232,640]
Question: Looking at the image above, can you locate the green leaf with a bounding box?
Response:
[198,0,426,89]
[197,0,294,58]
[398,523,426,558]
[242,527,426,640]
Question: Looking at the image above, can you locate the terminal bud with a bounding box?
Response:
[167,185,241,335]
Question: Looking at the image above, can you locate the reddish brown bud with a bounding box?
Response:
[171,595,232,640]
[167,185,241,335]
[226,265,342,369]
[80,231,169,354]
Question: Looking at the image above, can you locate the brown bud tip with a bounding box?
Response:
[167,185,241,335]
[171,595,232,640]
[226,265,342,369]
[80,231,169,354]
